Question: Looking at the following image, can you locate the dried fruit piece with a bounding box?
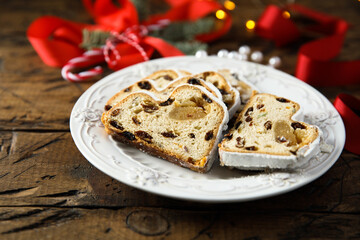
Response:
[218,88,229,95]
[291,122,306,130]
[132,116,141,125]
[187,78,201,85]
[163,75,173,81]
[264,121,272,130]
[110,120,124,130]
[205,130,214,141]
[201,72,210,79]
[245,116,252,122]
[224,133,233,140]
[111,109,120,117]
[235,137,245,148]
[141,101,159,113]
[245,107,253,116]
[159,98,174,106]
[202,94,212,103]
[138,81,152,90]
[105,105,112,111]
[189,133,195,138]
[273,120,296,146]
[169,106,207,120]
[184,146,189,153]
[124,87,131,92]
[245,146,258,151]
[122,131,136,141]
[276,97,289,103]
[135,131,152,142]
[161,131,178,138]
[256,104,264,109]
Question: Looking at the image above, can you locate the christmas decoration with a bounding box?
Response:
[196,45,281,68]
[255,4,360,87]
[27,0,232,82]
[333,94,360,155]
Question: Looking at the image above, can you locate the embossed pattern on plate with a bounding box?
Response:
[70,56,345,202]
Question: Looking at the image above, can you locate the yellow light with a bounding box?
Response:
[282,11,291,19]
[224,0,235,11]
[215,10,226,20]
[245,20,256,30]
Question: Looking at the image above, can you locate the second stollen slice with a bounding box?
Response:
[218,93,321,170]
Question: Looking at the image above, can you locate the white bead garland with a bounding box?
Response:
[195,47,281,68]
[217,49,229,58]
[250,51,263,63]
[228,51,239,59]
[238,45,251,55]
[268,56,282,68]
[195,50,208,58]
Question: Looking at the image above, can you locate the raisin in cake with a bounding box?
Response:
[219,93,321,170]
[144,69,191,89]
[192,71,240,117]
[102,84,229,173]
[104,76,222,111]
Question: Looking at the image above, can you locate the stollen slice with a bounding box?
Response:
[102,84,229,173]
[219,93,321,170]
[104,76,222,111]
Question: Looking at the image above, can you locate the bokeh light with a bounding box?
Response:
[216,10,227,20]
[224,0,235,11]
[283,11,291,19]
[246,20,256,30]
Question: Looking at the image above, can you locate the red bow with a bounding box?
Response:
[256,4,360,87]
[27,0,231,71]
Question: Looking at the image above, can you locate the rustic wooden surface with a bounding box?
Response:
[0,0,359,239]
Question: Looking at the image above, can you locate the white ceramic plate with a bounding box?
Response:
[70,56,345,202]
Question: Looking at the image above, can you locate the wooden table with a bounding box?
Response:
[1,0,359,239]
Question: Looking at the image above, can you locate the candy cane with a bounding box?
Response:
[61,49,105,82]
[104,27,150,67]
[61,20,171,82]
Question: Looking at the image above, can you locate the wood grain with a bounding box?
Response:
[0,207,359,239]
[0,0,359,239]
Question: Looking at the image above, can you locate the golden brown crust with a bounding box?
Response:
[109,131,208,173]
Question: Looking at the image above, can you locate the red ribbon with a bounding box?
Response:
[334,94,360,154]
[255,4,360,87]
[27,0,231,70]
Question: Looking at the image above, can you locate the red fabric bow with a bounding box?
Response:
[255,4,360,87]
[27,0,231,70]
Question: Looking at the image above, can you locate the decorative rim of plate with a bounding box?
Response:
[70,56,345,203]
